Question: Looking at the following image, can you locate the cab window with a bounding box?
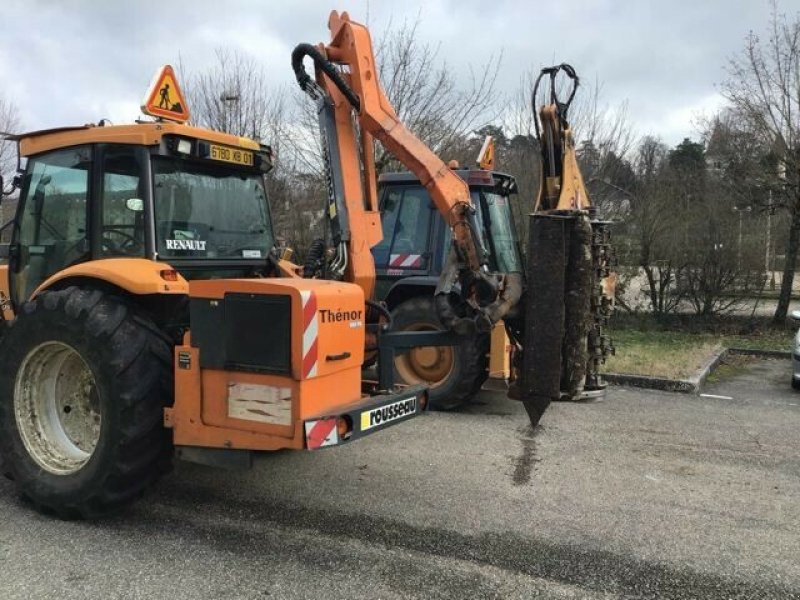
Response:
[374,185,431,269]
[100,145,146,257]
[13,146,90,303]
[153,158,273,260]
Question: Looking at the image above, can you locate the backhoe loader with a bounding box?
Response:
[292,12,614,422]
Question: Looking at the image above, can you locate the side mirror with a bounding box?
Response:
[790,310,800,322]
[126,198,144,212]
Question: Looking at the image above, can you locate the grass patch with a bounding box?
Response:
[605,330,721,379]
[605,328,792,379]
[705,354,758,384]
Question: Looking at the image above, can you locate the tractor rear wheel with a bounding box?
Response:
[0,287,173,519]
[391,296,489,410]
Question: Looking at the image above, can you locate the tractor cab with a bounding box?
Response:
[4,122,275,308]
[373,168,523,300]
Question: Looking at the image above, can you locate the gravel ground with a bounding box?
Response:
[1,358,798,599]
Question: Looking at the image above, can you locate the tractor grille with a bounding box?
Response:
[190,293,291,375]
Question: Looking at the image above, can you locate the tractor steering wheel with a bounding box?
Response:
[102,229,143,256]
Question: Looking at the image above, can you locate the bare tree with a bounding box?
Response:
[721,5,800,322]
[186,48,284,141]
[677,179,763,317]
[571,76,637,165]
[374,17,502,171]
[287,16,502,175]
[0,95,20,190]
[617,136,686,314]
[0,96,21,234]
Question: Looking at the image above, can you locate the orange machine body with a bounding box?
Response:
[18,121,260,158]
[166,277,366,450]
[315,10,481,297]
[3,116,425,455]
[535,105,592,212]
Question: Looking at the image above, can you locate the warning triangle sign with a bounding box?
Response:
[141,65,190,123]
[477,135,495,170]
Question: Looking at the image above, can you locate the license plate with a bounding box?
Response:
[209,144,253,166]
[360,396,418,431]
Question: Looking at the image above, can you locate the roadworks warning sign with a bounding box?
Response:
[141,64,190,123]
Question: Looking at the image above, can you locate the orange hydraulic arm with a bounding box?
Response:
[532,63,592,213]
[292,11,519,334]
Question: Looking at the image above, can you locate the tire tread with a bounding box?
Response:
[0,286,173,519]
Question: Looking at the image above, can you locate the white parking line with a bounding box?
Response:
[699,393,734,400]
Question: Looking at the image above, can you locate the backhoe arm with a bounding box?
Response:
[292,11,518,334]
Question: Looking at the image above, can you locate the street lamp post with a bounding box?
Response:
[732,205,752,271]
[220,92,240,135]
[767,189,774,290]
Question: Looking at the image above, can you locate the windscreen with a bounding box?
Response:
[153,158,273,260]
[475,190,523,273]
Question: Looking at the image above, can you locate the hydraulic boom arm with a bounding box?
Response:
[292,11,519,334]
[292,12,614,427]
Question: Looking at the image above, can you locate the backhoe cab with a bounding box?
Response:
[373,167,522,409]
[0,66,427,519]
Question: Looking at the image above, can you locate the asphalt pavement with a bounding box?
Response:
[1,358,799,599]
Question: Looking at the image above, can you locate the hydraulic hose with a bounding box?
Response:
[365,299,392,329]
[303,238,326,279]
[291,43,361,111]
[532,63,579,140]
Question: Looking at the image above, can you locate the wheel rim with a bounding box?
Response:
[14,341,102,475]
[394,322,455,388]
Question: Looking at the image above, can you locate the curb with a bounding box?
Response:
[606,346,790,394]
[603,372,697,393]
[727,347,792,359]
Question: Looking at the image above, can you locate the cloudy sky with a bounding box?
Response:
[0,0,791,147]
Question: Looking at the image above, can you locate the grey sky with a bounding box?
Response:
[0,0,793,147]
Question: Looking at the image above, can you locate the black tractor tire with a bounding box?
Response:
[391,296,489,410]
[0,287,173,519]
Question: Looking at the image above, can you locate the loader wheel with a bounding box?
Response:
[0,287,173,519]
[391,296,488,410]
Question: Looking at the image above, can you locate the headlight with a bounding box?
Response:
[176,139,192,155]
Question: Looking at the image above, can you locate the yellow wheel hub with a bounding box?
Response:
[394,323,455,388]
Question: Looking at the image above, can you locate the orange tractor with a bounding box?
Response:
[0,69,430,518]
[0,12,612,519]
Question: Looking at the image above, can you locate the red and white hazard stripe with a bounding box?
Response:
[300,290,318,378]
[389,254,422,268]
[304,418,338,449]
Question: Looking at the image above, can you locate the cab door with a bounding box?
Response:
[10,146,92,306]
[372,184,434,298]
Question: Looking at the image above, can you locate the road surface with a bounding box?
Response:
[1,359,798,599]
